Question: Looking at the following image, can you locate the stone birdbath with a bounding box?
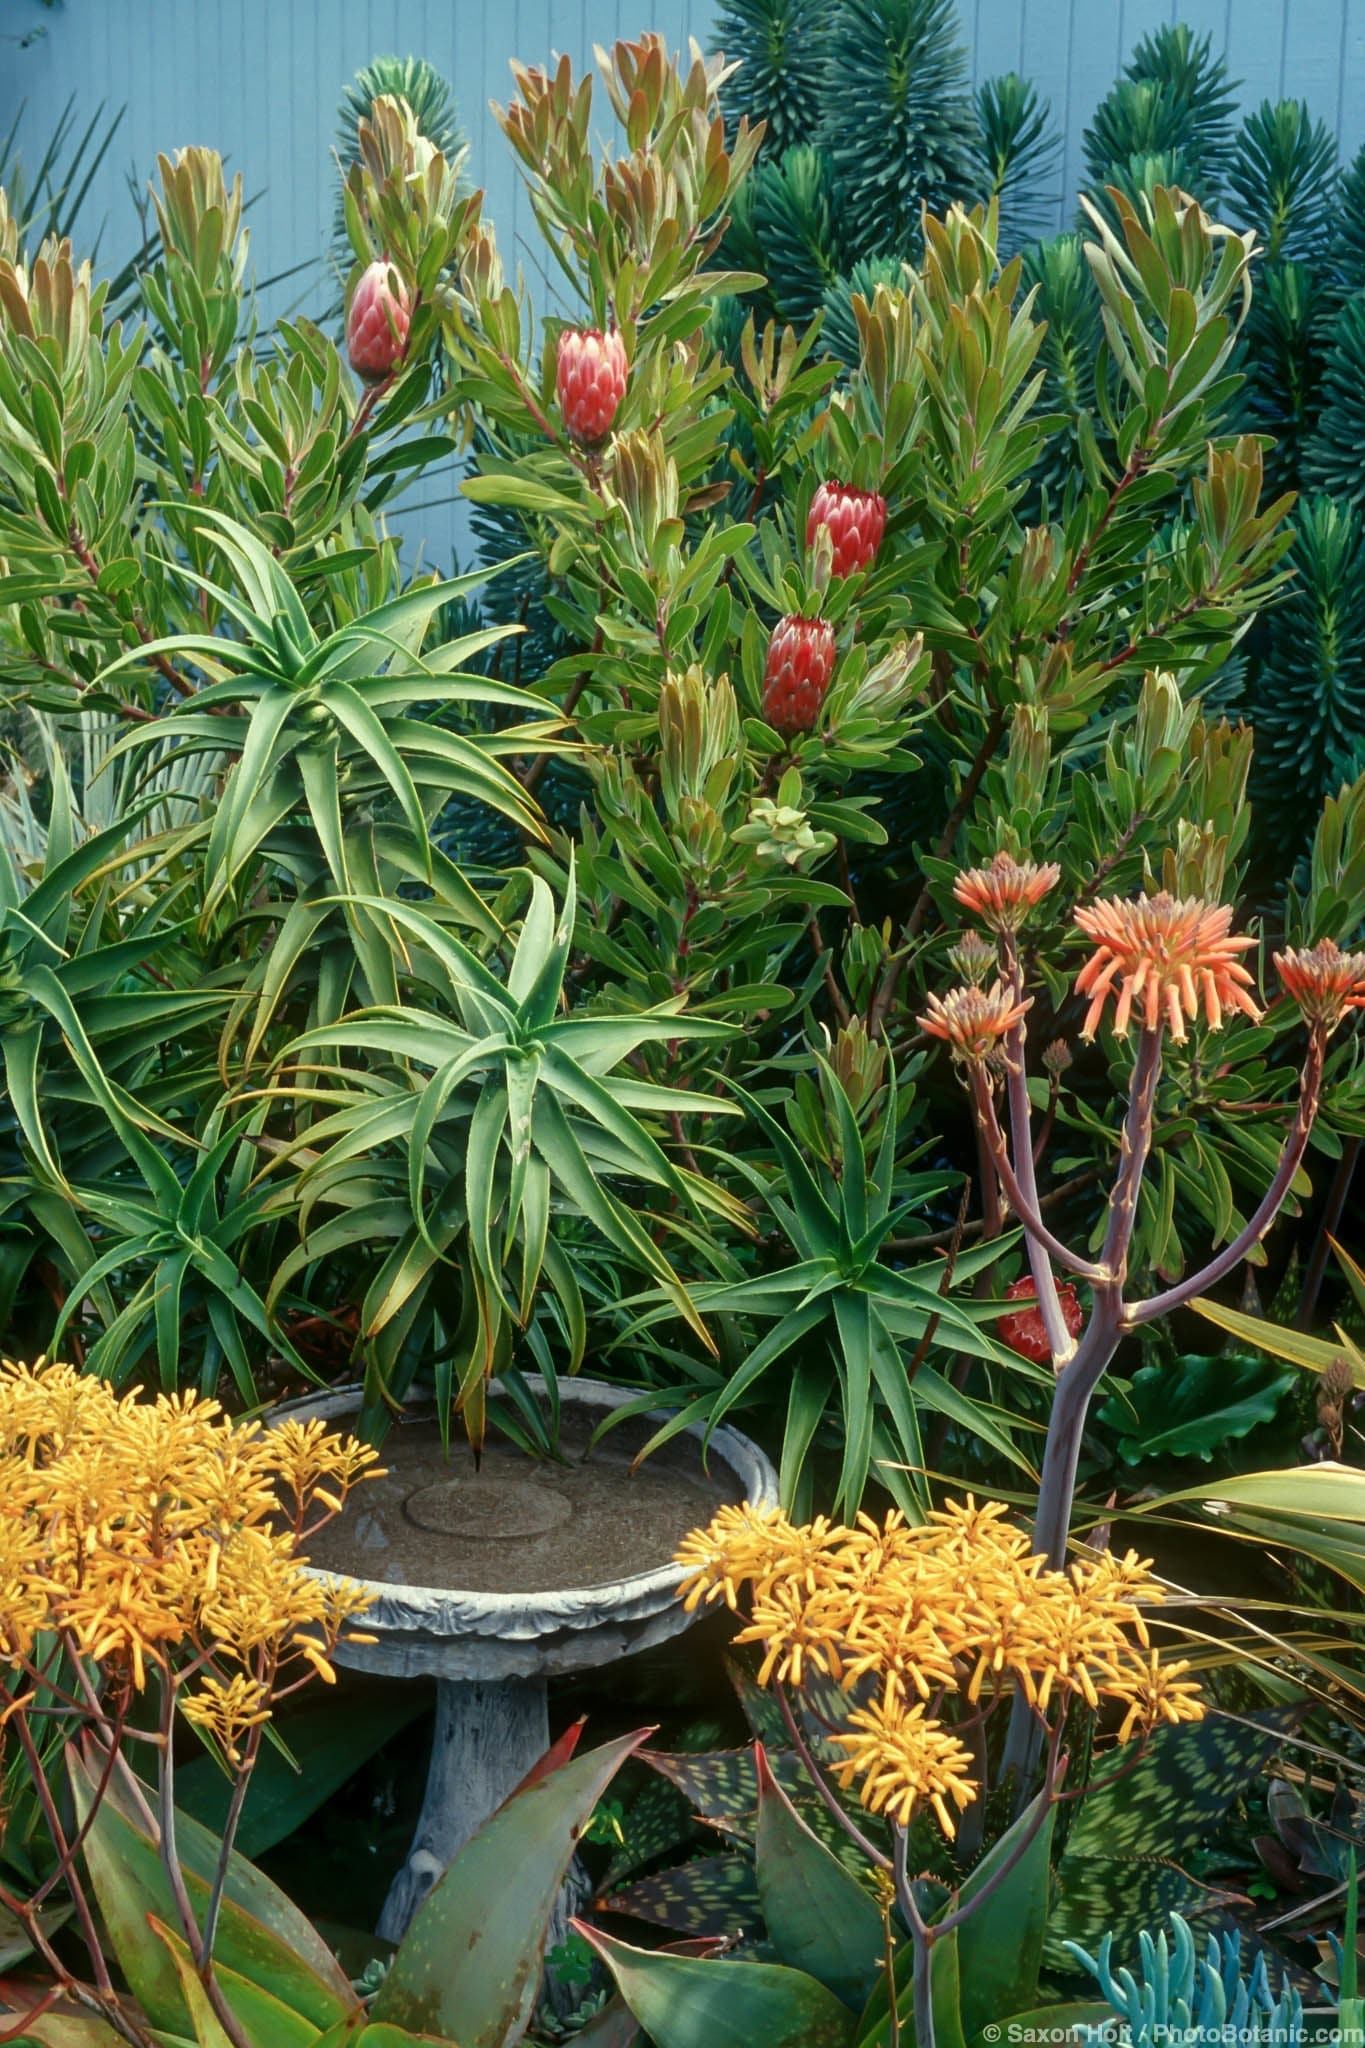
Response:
[277,1377,778,1941]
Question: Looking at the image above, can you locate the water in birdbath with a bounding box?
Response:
[302,1405,742,1595]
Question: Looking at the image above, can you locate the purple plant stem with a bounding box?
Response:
[1126,1030,1325,1326]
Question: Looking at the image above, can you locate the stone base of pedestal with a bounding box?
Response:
[377,1675,551,1943]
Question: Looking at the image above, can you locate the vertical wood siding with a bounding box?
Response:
[5,0,1365,560]
[9,0,1365,289]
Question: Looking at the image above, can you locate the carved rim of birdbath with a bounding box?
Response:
[272,1375,780,1679]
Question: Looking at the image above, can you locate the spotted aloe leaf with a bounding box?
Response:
[1046,1708,1304,1960]
[604,1854,764,1939]
[372,1728,648,2045]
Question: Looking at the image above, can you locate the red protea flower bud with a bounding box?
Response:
[762,615,837,737]
[997,1276,1084,1364]
[556,326,628,445]
[346,260,412,383]
[806,482,887,578]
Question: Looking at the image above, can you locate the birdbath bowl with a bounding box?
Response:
[275,1378,778,1942]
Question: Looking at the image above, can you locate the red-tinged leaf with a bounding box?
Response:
[502,1718,586,1807]
[372,1728,650,2046]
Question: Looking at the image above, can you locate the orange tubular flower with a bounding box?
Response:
[1073,893,1261,1041]
[918,981,1031,1061]
[953,852,1061,933]
[1273,939,1365,1032]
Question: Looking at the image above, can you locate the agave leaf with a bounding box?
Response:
[580,1924,858,2048]
[754,1744,885,2007]
[372,1729,648,2044]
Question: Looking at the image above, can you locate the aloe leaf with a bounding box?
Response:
[950,1789,1056,2034]
[150,1917,319,2048]
[754,1744,885,2008]
[372,1729,648,2045]
[68,1747,354,2032]
[581,1924,857,2048]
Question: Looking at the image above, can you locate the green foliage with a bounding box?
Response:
[1082,26,1237,214]
[1097,1351,1293,1466]
[34,1724,647,2048]
[332,56,468,285]
[1246,496,1365,852]
[712,0,830,160]
[1067,1914,1305,2042]
[818,0,981,263]
[975,73,1060,252]
[1226,100,1339,264]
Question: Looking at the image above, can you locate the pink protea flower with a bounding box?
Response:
[346,260,411,382]
[1273,938,1365,1031]
[954,851,1062,933]
[918,981,1031,1062]
[997,1276,1085,1364]
[761,616,837,737]
[556,326,628,445]
[806,482,887,578]
[1073,893,1261,1042]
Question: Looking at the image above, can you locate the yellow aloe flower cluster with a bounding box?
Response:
[676,1496,1204,1838]
[0,1362,378,1761]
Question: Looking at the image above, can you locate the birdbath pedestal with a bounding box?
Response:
[280,1380,778,1943]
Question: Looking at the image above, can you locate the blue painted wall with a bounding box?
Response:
[4,0,1365,562]
[7,1,1365,304]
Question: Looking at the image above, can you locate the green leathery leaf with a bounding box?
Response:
[951,1789,1056,2034]
[855,1924,966,2048]
[151,1918,318,2048]
[580,1925,857,2048]
[754,1743,884,2007]
[68,1747,354,2032]
[372,1729,648,2043]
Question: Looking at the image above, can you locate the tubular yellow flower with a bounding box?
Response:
[831,1696,978,1836]
[675,1498,1204,1841]
[953,851,1061,932]
[1273,938,1365,1032]
[0,1359,378,1740]
[918,981,1032,1061]
[180,1674,272,1765]
[1073,893,1260,1040]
